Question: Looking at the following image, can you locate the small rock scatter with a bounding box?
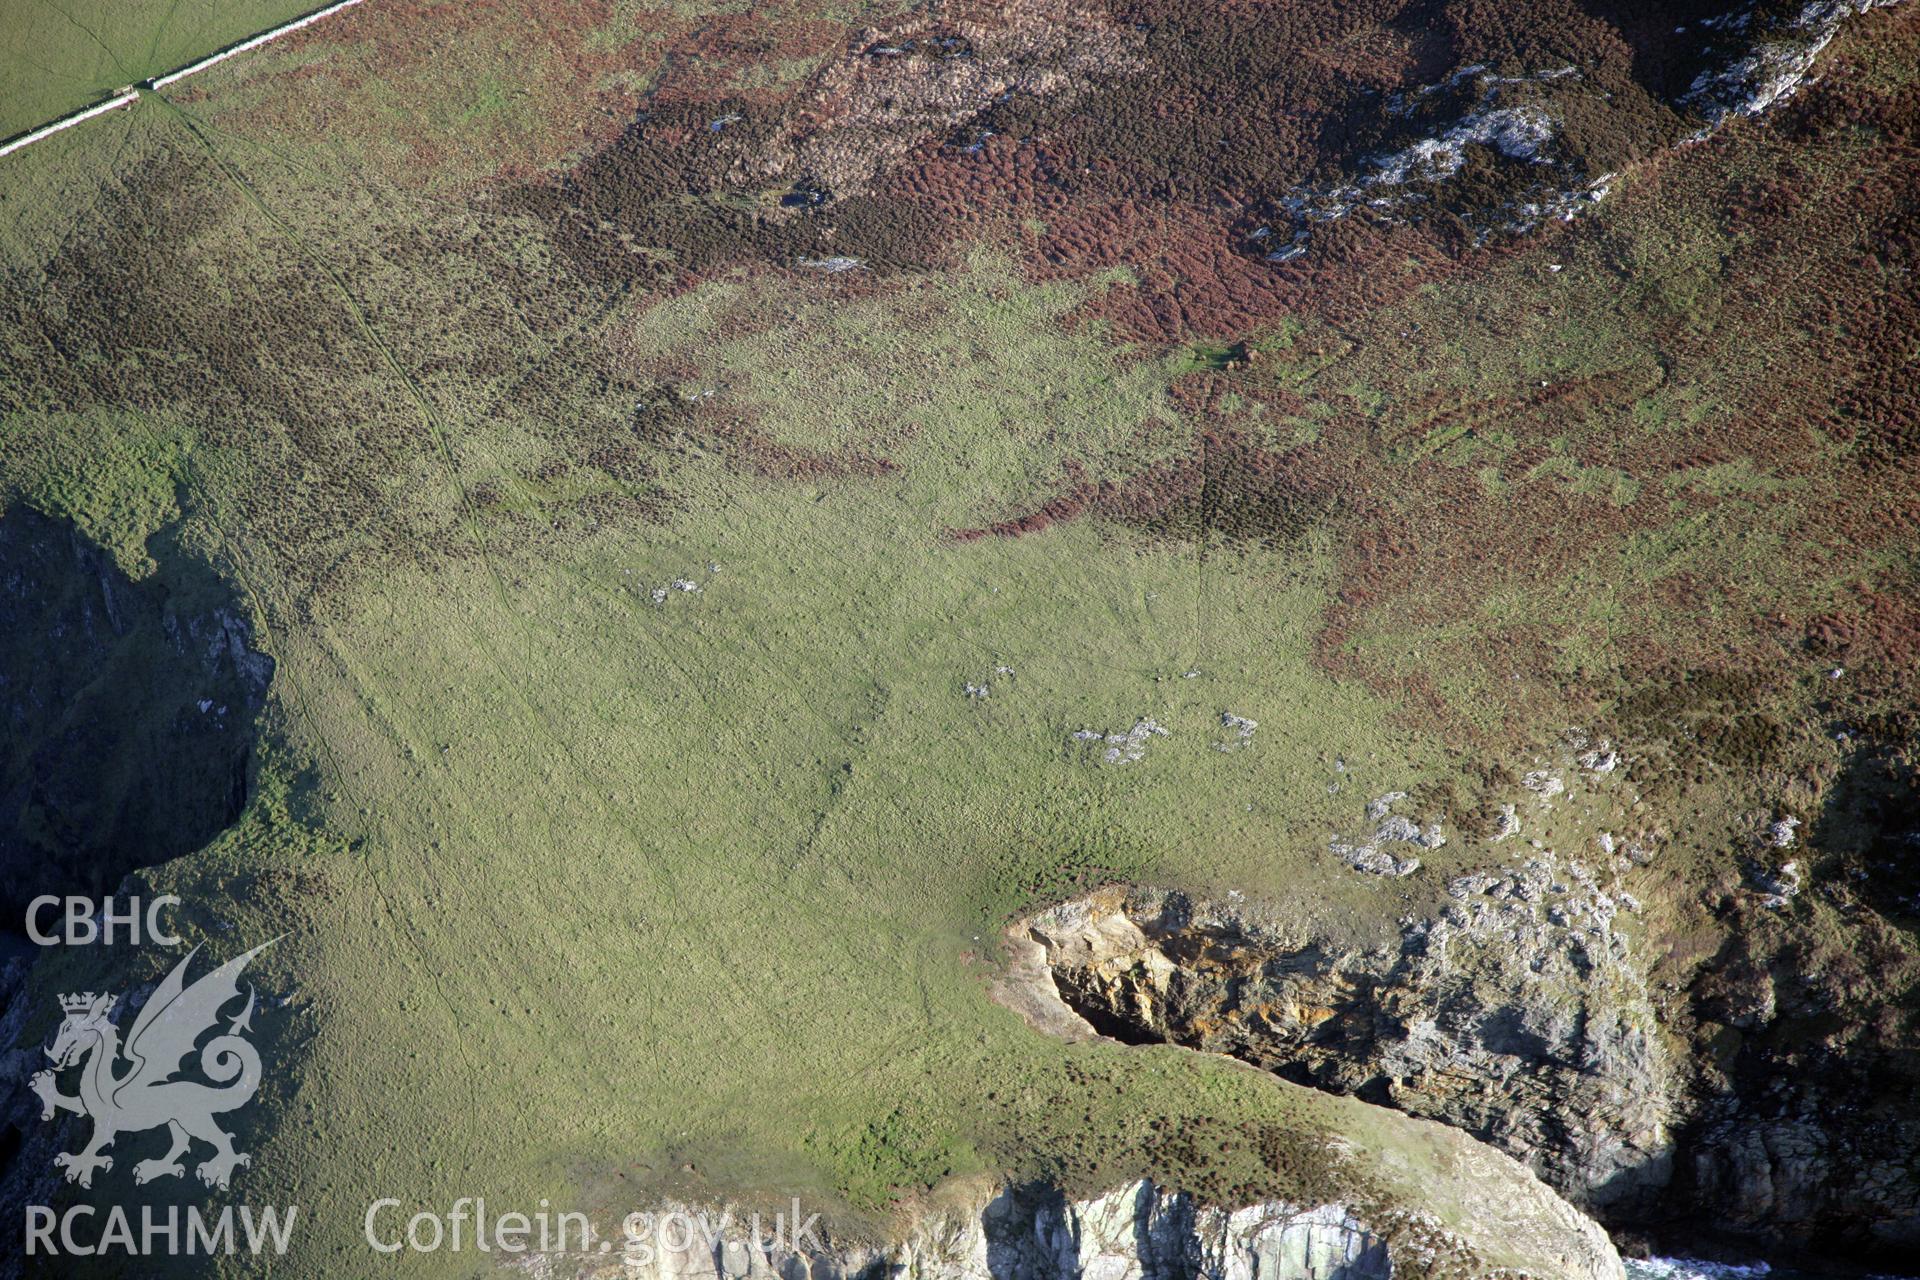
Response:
[1214,711,1259,753]
[1331,791,1443,876]
[1072,718,1169,765]
[1747,858,1803,909]
[1577,745,1620,774]
[1523,770,1566,802]
[639,563,719,607]
[1366,791,1408,821]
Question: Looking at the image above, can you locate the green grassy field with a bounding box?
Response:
[0,0,323,138]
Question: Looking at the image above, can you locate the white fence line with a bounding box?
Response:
[0,90,139,159]
[150,0,368,89]
[1,0,371,160]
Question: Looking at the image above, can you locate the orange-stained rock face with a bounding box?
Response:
[1012,859,1920,1259]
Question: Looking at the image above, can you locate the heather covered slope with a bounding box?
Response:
[1,0,1917,1275]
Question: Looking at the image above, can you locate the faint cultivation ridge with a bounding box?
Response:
[0,0,370,160]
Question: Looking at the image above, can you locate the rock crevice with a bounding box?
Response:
[1018,886,1674,1221]
[1004,880,1920,1265]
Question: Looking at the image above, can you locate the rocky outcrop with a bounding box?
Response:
[1681,0,1908,125]
[1253,0,1906,259]
[1004,877,1920,1267]
[1016,886,1674,1221]
[597,1178,1622,1280]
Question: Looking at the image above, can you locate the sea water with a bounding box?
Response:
[1627,1259,1919,1280]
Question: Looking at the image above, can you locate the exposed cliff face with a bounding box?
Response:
[0,505,272,935]
[1660,896,1920,1260]
[600,1179,1622,1280]
[1010,882,1920,1266]
[1020,886,1673,1218]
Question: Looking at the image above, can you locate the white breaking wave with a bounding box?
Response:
[1627,1259,1919,1280]
[1625,1260,1775,1280]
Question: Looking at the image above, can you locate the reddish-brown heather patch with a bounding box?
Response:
[888,134,1075,235]
[650,14,849,111]
[1807,589,1920,672]
[949,473,1101,543]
